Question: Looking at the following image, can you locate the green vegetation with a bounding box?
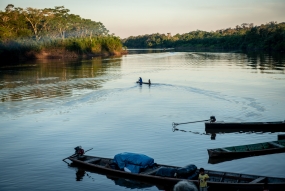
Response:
[122,22,285,51]
[0,4,125,61]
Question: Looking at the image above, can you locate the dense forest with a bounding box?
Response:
[122,22,285,51]
[0,4,125,61]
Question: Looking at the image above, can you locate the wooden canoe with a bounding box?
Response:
[205,120,285,133]
[208,139,285,159]
[66,154,285,191]
[136,81,151,85]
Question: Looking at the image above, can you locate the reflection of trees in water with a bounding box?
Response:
[186,52,285,73]
[127,49,169,54]
[245,52,285,73]
[0,57,122,102]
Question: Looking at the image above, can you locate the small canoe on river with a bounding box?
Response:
[136,81,151,85]
[205,120,285,133]
[208,139,285,158]
[64,150,285,191]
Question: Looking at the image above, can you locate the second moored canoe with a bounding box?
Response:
[208,139,285,158]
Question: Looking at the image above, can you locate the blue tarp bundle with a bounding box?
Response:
[113,152,154,174]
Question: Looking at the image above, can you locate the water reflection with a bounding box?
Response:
[210,133,216,140]
[107,176,155,189]
[0,57,122,102]
[208,156,251,164]
[1,51,284,103]
[68,163,166,190]
[75,168,86,181]
[127,48,174,54]
[181,51,285,73]
[245,51,285,72]
[172,126,285,140]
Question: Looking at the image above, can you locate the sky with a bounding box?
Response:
[1,0,284,38]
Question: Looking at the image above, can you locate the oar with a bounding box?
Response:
[62,148,93,161]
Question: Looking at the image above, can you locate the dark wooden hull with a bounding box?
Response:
[278,134,285,140]
[67,154,285,191]
[205,121,285,133]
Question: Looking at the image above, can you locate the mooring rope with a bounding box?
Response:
[172,119,209,128]
[172,116,216,129]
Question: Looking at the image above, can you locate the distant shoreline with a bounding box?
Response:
[126,47,284,53]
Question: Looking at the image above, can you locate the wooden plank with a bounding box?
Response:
[247,144,263,151]
[85,158,100,163]
[236,174,242,183]
[235,145,248,152]
[140,167,163,175]
[219,172,226,182]
[220,148,232,152]
[268,142,284,148]
[278,139,285,146]
[249,177,266,183]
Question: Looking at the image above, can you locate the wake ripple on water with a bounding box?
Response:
[151,83,269,123]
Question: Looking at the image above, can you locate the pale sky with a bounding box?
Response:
[1,0,284,38]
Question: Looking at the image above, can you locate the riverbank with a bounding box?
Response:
[0,37,127,62]
[1,48,128,62]
[21,48,127,60]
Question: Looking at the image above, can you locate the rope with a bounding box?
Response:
[172,116,216,128]
[172,119,210,128]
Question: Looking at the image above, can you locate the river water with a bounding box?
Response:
[0,50,285,191]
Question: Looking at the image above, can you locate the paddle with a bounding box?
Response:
[62,147,93,161]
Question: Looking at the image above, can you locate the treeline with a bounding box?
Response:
[122,22,285,51]
[0,4,125,60]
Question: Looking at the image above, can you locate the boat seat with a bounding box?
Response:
[84,158,100,163]
[140,167,163,175]
[268,142,284,148]
[234,145,248,152]
[262,143,270,149]
[224,147,235,152]
[220,148,232,152]
[278,140,285,146]
[247,144,263,151]
[249,177,266,183]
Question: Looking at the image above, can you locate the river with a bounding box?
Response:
[0,50,285,190]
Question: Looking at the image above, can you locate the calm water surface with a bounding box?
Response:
[0,51,285,191]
